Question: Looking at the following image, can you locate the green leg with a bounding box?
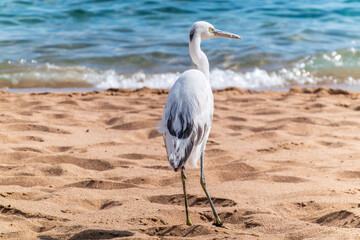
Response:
[200,152,224,227]
[181,168,192,226]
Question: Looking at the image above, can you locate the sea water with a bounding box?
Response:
[0,0,360,90]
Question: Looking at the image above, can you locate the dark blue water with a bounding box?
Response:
[1,0,360,89]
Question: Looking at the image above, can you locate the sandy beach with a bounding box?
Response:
[1,87,360,239]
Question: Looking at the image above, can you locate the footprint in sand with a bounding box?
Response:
[79,199,123,211]
[100,200,123,210]
[41,166,64,176]
[32,105,52,111]
[226,124,249,132]
[3,151,41,164]
[144,165,169,170]
[104,117,124,126]
[22,136,45,142]
[123,176,178,187]
[18,111,33,116]
[0,204,64,221]
[226,116,247,122]
[267,175,307,183]
[318,141,344,148]
[257,142,305,153]
[68,230,134,240]
[52,113,70,119]
[142,224,216,237]
[149,194,236,208]
[0,192,44,201]
[251,125,284,133]
[64,179,136,190]
[338,171,360,178]
[110,120,158,131]
[314,210,360,228]
[254,109,282,115]
[257,147,277,153]
[201,209,266,230]
[12,147,43,153]
[46,146,72,153]
[118,153,163,161]
[130,216,167,226]
[118,153,151,160]
[291,200,327,214]
[0,176,49,187]
[58,100,79,105]
[34,155,114,171]
[9,124,70,134]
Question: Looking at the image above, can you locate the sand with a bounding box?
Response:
[1,87,360,239]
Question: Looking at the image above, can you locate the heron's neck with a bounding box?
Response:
[189,35,209,80]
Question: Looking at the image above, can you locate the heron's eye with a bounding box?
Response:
[209,27,214,33]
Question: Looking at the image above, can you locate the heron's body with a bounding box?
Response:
[156,21,241,227]
[157,69,213,170]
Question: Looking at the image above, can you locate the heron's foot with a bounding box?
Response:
[186,219,193,226]
[213,221,233,230]
[213,219,223,227]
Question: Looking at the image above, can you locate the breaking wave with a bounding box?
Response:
[1,47,360,90]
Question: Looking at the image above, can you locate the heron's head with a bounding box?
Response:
[189,21,242,42]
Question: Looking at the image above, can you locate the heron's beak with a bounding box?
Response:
[213,29,242,39]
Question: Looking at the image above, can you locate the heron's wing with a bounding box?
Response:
[164,100,196,171]
[156,70,213,171]
[160,97,210,171]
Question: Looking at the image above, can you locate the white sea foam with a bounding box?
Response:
[40,65,293,90]
[1,54,360,90]
[73,66,360,90]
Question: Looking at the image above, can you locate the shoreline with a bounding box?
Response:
[2,83,360,94]
[1,87,360,239]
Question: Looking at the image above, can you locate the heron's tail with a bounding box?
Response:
[165,133,195,172]
[156,120,196,171]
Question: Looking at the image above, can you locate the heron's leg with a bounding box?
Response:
[200,151,223,227]
[181,168,192,226]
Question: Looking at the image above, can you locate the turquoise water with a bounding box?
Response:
[1,0,360,89]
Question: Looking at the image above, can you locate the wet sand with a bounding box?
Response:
[1,87,360,239]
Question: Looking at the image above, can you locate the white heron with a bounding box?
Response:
[156,21,242,227]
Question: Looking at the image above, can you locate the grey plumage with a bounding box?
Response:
[189,27,195,42]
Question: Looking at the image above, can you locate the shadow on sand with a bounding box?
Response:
[38,229,134,240]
